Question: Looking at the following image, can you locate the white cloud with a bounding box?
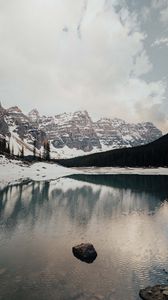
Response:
[0,0,166,131]
[152,37,168,47]
[133,50,152,76]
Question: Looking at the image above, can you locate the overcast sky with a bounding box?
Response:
[0,0,168,132]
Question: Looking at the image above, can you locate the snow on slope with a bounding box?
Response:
[0,105,163,159]
[0,155,76,187]
[76,167,168,176]
[0,155,168,189]
[30,109,163,156]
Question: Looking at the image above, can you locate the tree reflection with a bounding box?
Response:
[0,175,168,232]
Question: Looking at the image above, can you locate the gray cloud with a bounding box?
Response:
[135,97,168,132]
[0,0,167,132]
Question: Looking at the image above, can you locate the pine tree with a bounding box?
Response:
[0,139,6,153]
[20,145,24,158]
[6,142,10,154]
[11,145,14,156]
[46,141,50,161]
[33,140,37,159]
[0,140,2,153]
[0,138,11,155]
[39,151,42,161]
[43,140,50,161]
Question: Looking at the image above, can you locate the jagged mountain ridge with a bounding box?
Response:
[0,105,46,156]
[28,108,162,153]
[0,104,162,158]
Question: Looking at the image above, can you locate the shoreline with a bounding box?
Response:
[75,166,168,176]
[1,155,168,188]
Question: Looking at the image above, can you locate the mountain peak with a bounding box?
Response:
[28,109,40,122]
[74,110,89,116]
[0,105,163,158]
[73,110,91,121]
[7,106,22,114]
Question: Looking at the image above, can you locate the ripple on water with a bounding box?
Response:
[0,175,168,300]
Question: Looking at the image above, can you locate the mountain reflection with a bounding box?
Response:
[0,175,168,231]
[1,175,168,300]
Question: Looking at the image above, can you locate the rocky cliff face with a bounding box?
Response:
[0,105,9,138]
[93,118,162,150]
[37,111,101,152]
[28,109,40,124]
[0,105,46,154]
[0,104,163,158]
[30,109,162,156]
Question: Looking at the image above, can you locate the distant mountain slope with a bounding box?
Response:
[0,105,46,156]
[29,109,162,154]
[0,103,163,158]
[28,109,162,157]
[57,134,168,167]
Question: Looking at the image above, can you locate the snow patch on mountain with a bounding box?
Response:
[0,104,163,158]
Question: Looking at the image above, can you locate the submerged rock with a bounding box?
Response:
[139,285,168,299]
[72,243,97,263]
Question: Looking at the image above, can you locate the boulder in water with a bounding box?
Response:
[72,243,97,263]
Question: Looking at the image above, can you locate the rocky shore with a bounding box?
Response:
[140,285,168,299]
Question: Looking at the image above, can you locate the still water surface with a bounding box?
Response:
[0,174,168,300]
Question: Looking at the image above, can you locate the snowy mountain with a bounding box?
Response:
[58,134,168,168]
[94,118,162,150]
[0,104,162,158]
[38,111,101,151]
[0,105,46,156]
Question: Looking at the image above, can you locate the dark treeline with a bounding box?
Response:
[0,137,51,162]
[43,140,51,161]
[0,138,10,155]
[57,134,168,168]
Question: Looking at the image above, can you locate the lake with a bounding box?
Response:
[0,174,168,300]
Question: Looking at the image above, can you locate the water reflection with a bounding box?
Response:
[0,175,168,300]
[0,175,168,230]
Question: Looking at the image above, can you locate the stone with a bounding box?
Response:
[139,285,168,300]
[72,243,97,263]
